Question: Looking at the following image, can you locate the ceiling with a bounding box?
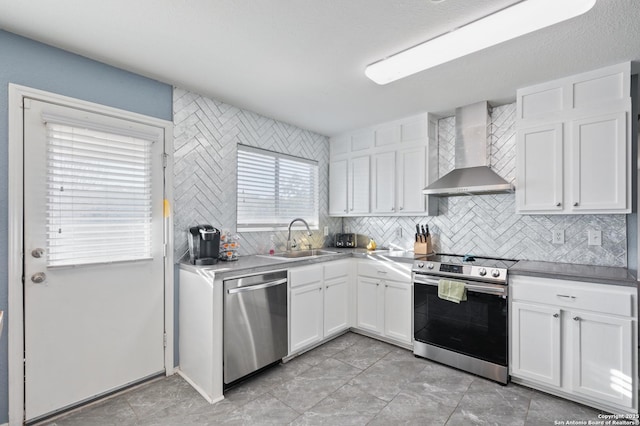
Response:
[1,0,639,136]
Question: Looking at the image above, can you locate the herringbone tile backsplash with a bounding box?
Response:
[344,104,627,267]
[173,92,626,267]
[173,88,341,259]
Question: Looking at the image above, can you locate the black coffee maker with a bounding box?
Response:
[188,225,221,265]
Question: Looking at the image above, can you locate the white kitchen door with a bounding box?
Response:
[23,99,166,421]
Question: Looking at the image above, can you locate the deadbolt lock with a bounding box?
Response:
[31,248,45,258]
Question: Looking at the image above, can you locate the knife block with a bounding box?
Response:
[414,237,432,255]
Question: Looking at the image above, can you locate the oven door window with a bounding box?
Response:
[414,282,507,366]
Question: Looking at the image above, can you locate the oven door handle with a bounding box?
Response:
[413,275,507,296]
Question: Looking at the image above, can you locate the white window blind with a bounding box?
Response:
[46,121,154,267]
[237,145,319,231]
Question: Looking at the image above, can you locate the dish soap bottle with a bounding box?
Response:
[269,235,276,255]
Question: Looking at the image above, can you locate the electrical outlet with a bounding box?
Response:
[344,225,350,233]
[588,230,602,246]
[552,229,564,244]
[396,226,403,238]
[323,226,329,236]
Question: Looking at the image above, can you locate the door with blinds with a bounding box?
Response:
[23,99,166,421]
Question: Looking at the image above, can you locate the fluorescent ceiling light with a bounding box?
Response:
[365,0,597,85]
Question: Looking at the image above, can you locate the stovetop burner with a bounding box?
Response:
[412,253,518,284]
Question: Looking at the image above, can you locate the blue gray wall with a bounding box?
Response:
[0,30,172,423]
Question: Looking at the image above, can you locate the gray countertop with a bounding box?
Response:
[510,260,637,287]
[180,250,638,288]
[178,247,420,280]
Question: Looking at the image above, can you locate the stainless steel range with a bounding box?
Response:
[412,253,518,384]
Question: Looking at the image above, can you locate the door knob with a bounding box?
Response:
[573,202,579,207]
[31,248,44,258]
[31,272,46,284]
[553,313,559,318]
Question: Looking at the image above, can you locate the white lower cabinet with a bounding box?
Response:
[510,275,637,414]
[324,267,350,336]
[289,261,352,355]
[289,274,324,354]
[355,260,412,345]
[511,302,561,387]
[382,279,412,343]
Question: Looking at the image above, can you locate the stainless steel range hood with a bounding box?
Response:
[423,101,514,196]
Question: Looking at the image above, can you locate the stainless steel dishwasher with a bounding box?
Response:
[223,270,288,385]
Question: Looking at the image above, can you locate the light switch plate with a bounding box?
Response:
[323,226,329,236]
[588,230,602,246]
[552,229,564,244]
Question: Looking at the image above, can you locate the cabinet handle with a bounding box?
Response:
[326,286,329,289]
[573,202,579,207]
[399,206,403,210]
[553,313,559,318]
[391,207,395,211]
[385,284,388,288]
[376,282,380,286]
[573,316,581,321]
[556,294,576,299]
[319,287,322,291]
[556,202,561,207]
[343,209,347,213]
[377,270,388,274]
[350,208,354,211]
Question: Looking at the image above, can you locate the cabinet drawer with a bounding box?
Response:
[358,260,411,283]
[324,260,350,280]
[289,264,323,288]
[511,276,634,317]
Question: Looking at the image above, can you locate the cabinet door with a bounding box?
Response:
[511,302,561,387]
[324,276,349,336]
[570,112,628,212]
[516,123,564,213]
[290,283,324,354]
[383,280,411,344]
[570,311,634,408]
[356,276,382,334]
[349,156,370,214]
[329,159,348,216]
[371,151,396,214]
[397,146,426,214]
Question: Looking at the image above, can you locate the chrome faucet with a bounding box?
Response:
[287,218,312,251]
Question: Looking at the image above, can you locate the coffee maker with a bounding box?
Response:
[188,225,221,265]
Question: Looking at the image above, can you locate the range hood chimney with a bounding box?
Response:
[423,101,514,196]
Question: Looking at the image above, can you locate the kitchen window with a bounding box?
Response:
[237,144,319,231]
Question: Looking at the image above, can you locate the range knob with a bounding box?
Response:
[427,263,435,270]
[478,267,487,276]
[417,262,424,268]
[491,269,501,278]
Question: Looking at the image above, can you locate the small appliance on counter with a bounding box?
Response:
[188,224,221,265]
[335,233,357,248]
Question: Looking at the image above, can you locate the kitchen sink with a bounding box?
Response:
[258,249,338,260]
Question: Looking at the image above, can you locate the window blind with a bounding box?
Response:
[237,145,319,230]
[46,122,154,267]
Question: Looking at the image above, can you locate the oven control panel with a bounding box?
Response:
[413,261,508,284]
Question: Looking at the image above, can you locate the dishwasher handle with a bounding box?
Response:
[227,278,288,294]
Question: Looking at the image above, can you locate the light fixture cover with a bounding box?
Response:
[365,0,597,85]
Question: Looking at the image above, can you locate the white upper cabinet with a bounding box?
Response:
[371,151,396,214]
[516,62,632,214]
[348,155,370,214]
[516,123,564,212]
[570,111,627,212]
[329,113,437,217]
[329,159,348,216]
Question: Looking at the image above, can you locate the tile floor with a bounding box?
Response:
[46,332,605,425]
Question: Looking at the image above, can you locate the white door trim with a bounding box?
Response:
[7,84,175,426]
